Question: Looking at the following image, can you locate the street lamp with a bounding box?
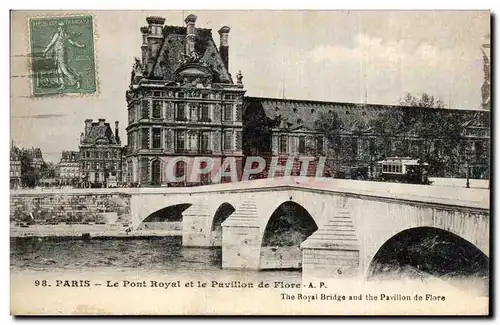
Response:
[466,157,470,189]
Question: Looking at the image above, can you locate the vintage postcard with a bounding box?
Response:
[10,10,491,315]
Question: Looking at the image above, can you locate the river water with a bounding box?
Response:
[10,236,489,315]
[10,236,302,282]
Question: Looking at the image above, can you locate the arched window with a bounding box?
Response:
[175,161,186,179]
[151,160,161,185]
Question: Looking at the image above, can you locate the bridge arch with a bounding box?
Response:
[366,226,489,294]
[137,203,192,231]
[259,201,318,269]
[210,202,236,246]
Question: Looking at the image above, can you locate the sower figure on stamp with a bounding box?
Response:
[42,22,85,90]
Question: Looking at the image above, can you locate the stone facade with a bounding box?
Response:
[57,150,80,185]
[10,192,131,225]
[243,97,490,179]
[125,15,245,187]
[79,119,123,187]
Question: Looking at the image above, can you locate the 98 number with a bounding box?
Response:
[34,280,48,287]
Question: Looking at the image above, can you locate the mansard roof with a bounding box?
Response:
[147,25,232,84]
[82,122,120,146]
[244,96,488,134]
[60,150,79,162]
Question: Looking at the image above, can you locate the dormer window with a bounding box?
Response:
[293,108,298,113]
[178,92,185,98]
[297,118,302,124]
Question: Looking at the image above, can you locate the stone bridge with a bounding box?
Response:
[128,177,489,278]
[11,177,489,279]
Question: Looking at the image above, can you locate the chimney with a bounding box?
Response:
[115,121,120,142]
[144,16,166,73]
[185,14,197,55]
[218,26,230,70]
[84,119,93,136]
[146,16,166,35]
[98,118,105,126]
[140,26,149,66]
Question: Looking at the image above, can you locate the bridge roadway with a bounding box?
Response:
[11,177,490,278]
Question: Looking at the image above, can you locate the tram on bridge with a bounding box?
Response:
[375,157,432,185]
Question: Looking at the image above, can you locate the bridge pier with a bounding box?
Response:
[300,209,360,277]
[221,196,262,269]
[182,202,214,247]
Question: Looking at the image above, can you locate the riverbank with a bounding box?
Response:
[10,224,182,238]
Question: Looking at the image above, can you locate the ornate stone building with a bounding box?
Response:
[125,15,245,186]
[57,150,80,185]
[79,119,123,187]
[243,97,490,179]
[124,13,490,186]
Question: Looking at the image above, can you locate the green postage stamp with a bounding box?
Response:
[29,15,96,96]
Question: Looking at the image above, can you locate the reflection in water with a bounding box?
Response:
[10,236,488,297]
[11,237,225,272]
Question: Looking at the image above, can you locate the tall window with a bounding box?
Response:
[175,161,186,178]
[151,160,161,185]
[298,136,305,154]
[152,100,162,118]
[200,161,210,184]
[140,158,149,183]
[152,128,161,149]
[176,131,186,152]
[279,135,288,154]
[141,128,150,149]
[176,103,185,121]
[223,131,232,151]
[351,138,358,157]
[316,136,324,154]
[200,131,210,152]
[434,139,442,156]
[223,104,232,121]
[475,141,484,159]
[199,104,209,121]
[141,99,150,119]
[369,138,376,156]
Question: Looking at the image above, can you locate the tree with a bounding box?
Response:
[399,92,446,109]
[19,151,37,188]
[315,111,343,171]
[369,108,406,158]
[40,162,56,179]
[399,92,468,176]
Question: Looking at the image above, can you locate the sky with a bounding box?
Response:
[10,10,490,163]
